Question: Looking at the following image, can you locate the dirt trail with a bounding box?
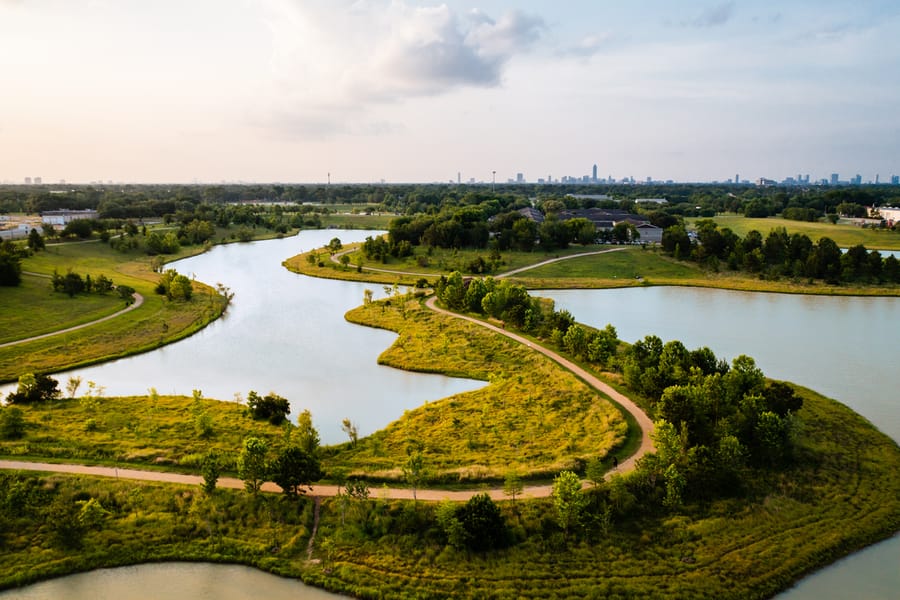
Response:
[424,296,654,475]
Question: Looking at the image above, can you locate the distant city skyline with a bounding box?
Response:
[2,1,899,184]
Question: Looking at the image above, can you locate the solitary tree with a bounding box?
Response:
[200,451,221,494]
[341,418,359,447]
[503,470,523,504]
[403,447,426,503]
[552,470,585,538]
[237,437,268,495]
[270,446,323,497]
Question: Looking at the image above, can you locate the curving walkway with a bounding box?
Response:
[0,291,143,349]
[424,296,654,475]
[329,246,629,280]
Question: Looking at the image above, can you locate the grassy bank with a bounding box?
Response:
[284,241,900,296]
[0,239,230,383]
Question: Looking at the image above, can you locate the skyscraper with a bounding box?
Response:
[592,164,598,182]
[735,173,739,184]
[831,173,839,185]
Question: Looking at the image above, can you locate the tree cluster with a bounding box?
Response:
[0,240,23,286]
[155,269,193,301]
[5,373,61,405]
[663,221,900,284]
[246,390,291,425]
[50,269,115,297]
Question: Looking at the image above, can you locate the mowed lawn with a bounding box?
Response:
[511,247,704,280]
[0,274,125,344]
[688,215,900,250]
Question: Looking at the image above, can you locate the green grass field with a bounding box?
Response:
[0,274,123,344]
[687,215,900,250]
[0,241,228,383]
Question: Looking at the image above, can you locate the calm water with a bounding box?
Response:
[2,230,483,444]
[0,563,342,599]
[3,240,898,598]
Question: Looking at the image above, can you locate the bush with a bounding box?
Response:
[246,390,290,425]
[0,407,26,439]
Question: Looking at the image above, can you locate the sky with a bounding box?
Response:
[1,0,899,185]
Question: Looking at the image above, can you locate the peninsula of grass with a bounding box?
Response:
[687,214,900,251]
[286,241,900,297]
[333,297,628,481]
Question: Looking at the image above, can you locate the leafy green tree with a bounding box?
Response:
[238,437,269,495]
[116,284,136,304]
[552,470,585,537]
[295,409,320,455]
[0,241,22,286]
[270,446,323,496]
[457,493,508,551]
[77,497,109,530]
[327,237,343,253]
[155,269,193,301]
[403,447,426,503]
[200,451,221,494]
[503,470,523,503]
[27,228,45,251]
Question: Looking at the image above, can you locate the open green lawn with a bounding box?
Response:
[319,214,395,229]
[0,274,123,344]
[688,215,900,250]
[514,247,703,280]
[0,241,228,383]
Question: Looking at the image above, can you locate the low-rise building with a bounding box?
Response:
[41,209,99,226]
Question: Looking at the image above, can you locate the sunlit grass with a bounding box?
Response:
[687,215,900,250]
[0,274,122,344]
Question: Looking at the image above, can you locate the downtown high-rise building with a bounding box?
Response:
[592,164,598,181]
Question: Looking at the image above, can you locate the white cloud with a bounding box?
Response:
[256,1,543,137]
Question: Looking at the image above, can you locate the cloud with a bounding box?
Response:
[561,32,614,58]
[687,2,735,28]
[256,1,544,136]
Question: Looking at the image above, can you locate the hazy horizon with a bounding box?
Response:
[2,1,898,185]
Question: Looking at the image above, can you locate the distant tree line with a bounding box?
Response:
[662,220,900,284]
